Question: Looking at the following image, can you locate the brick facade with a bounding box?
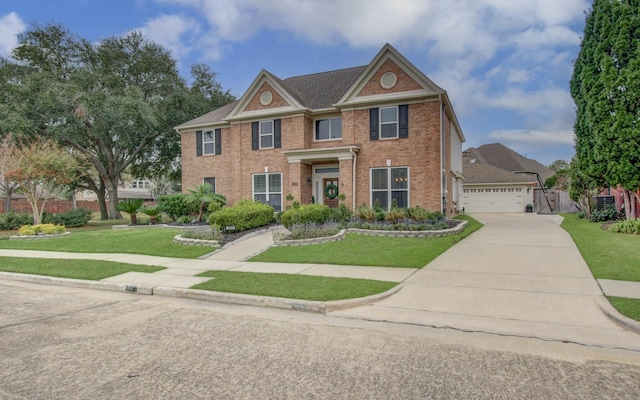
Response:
[178,44,464,215]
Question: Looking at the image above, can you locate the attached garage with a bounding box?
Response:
[462,163,535,213]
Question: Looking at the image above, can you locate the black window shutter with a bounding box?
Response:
[274,119,281,149]
[196,130,203,156]
[251,122,259,150]
[214,128,222,155]
[369,108,379,141]
[399,105,409,138]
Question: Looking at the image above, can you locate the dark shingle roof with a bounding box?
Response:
[465,143,554,182]
[175,101,239,129]
[463,163,535,184]
[281,66,367,109]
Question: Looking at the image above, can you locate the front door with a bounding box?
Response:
[323,178,339,208]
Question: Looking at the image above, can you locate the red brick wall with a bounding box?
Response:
[0,199,104,214]
[245,82,289,111]
[358,58,423,97]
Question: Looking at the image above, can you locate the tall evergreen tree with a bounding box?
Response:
[570,0,640,220]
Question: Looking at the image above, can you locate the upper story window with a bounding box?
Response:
[252,119,281,150]
[203,130,215,155]
[260,120,274,148]
[380,107,398,138]
[315,117,342,141]
[131,180,151,189]
[369,105,408,141]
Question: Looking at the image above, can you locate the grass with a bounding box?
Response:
[560,214,640,281]
[0,226,213,258]
[0,256,164,280]
[250,215,482,268]
[607,297,640,321]
[192,270,397,301]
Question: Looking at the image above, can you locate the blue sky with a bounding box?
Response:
[0,0,591,165]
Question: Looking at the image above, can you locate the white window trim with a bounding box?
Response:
[252,172,282,211]
[370,166,410,210]
[203,130,215,155]
[314,117,342,142]
[259,120,274,149]
[379,106,399,139]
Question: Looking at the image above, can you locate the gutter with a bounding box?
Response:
[349,147,357,210]
[439,93,444,213]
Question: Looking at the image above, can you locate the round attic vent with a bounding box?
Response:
[380,72,397,89]
[260,90,273,106]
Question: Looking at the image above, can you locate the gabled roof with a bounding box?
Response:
[463,163,535,184]
[464,143,554,182]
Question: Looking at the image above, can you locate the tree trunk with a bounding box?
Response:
[4,190,11,213]
[622,189,632,220]
[71,190,77,210]
[106,179,122,219]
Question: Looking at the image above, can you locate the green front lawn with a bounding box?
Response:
[0,256,164,280]
[561,214,640,281]
[193,270,396,301]
[0,227,213,258]
[607,297,640,321]
[250,215,482,268]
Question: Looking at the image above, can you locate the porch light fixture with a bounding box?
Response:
[307,176,311,185]
[386,159,392,166]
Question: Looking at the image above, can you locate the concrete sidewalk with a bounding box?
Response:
[331,214,640,351]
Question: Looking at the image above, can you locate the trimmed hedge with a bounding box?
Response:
[43,208,92,227]
[281,204,331,229]
[209,199,274,232]
[0,212,33,230]
[158,194,199,221]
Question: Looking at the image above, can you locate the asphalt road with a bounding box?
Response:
[1,280,639,399]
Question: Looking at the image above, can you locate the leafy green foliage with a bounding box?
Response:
[157,194,199,221]
[184,184,226,222]
[609,219,640,234]
[139,205,163,224]
[329,204,353,226]
[280,222,342,240]
[588,204,620,222]
[42,208,92,228]
[570,1,640,219]
[116,199,145,224]
[209,199,274,232]
[281,204,331,228]
[0,212,33,230]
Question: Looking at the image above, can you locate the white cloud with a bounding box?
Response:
[134,14,199,59]
[0,12,26,56]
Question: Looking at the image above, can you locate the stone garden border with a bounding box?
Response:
[9,231,71,240]
[172,235,219,247]
[273,220,468,246]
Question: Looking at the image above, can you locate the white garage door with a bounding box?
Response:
[462,187,525,213]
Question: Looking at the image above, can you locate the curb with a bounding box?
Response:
[596,296,640,334]
[0,271,401,315]
[0,272,154,295]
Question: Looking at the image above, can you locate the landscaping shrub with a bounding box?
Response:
[116,199,145,225]
[0,211,33,230]
[181,227,224,241]
[209,199,274,232]
[589,204,619,222]
[385,208,407,223]
[18,223,65,235]
[355,205,377,221]
[42,208,92,227]
[330,204,353,226]
[610,220,640,235]
[158,194,199,221]
[284,222,341,240]
[139,205,163,224]
[281,204,331,229]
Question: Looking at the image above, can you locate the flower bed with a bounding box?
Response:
[10,231,71,240]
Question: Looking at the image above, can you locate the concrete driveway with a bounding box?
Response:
[332,213,640,351]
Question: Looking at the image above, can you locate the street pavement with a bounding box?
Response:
[0,213,639,351]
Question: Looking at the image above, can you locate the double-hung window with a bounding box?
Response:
[253,173,282,211]
[260,121,274,149]
[203,177,216,192]
[371,167,409,210]
[315,117,342,141]
[380,107,398,139]
[203,130,215,155]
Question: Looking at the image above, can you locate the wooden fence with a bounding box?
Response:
[533,189,580,214]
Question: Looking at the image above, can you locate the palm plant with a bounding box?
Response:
[184,184,227,222]
[139,205,163,224]
[116,198,145,225]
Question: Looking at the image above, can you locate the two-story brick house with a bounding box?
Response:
[176,44,465,215]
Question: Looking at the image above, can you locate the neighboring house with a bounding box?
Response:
[75,178,154,201]
[461,143,557,213]
[176,44,465,215]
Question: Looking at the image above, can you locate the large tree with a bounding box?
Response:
[1,24,234,219]
[570,0,640,220]
[6,140,78,224]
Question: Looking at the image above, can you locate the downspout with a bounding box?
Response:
[439,94,444,214]
[349,147,357,210]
